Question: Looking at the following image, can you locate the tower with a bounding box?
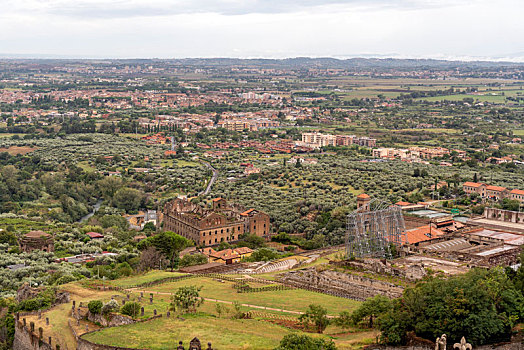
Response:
[356,193,371,212]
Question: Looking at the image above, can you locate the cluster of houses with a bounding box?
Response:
[196,139,312,154]
[463,182,524,203]
[299,132,376,149]
[373,146,467,162]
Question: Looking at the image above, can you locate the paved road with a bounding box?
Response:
[199,161,218,196]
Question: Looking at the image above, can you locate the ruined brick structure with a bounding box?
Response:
[162,198,270,247]
[19,231,54,253]
[278,267,404,300]
[484,208,524,224]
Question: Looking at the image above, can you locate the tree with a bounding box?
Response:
[138,231,190,271]
[275,334,337,350]
[247,248,280,262]
[350,294,391,328]
[99,215,129,230]
[299,304,330,333]
[170,286,204,314]
[239,234,266,249]
[97,176,123,199]
[333,311,352,329]
[112,187,143,212]
[138,247,169,272]
[179,253,208,267]
[215,303,229,318]
[378,268,524,345]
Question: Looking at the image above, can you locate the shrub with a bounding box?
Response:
[275,334,337,350]
[120,302,140,318]
[246,247,280,262]
[179,253,208,268]
[101,299,119,315]
[88,300,103,314]
[54,275,77,285]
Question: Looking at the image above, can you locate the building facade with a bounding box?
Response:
[162,198,270,247]
[463,182,487,197]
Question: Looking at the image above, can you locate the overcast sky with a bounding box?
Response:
[0,0,523,61]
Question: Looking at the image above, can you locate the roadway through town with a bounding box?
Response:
[199,161,218,196]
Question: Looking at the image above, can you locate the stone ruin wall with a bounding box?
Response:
[77,337,149,350]
[278,267,404,300]
[13,319,53,350]
[85,310,135,328]
[333,258,427,281]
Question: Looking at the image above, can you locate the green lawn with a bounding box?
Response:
[82,312,375,350]
[110,271,185,288]
[175,160,201,167]
[84,314,297,349]
[143,276,359,315]
[416,94,507,103]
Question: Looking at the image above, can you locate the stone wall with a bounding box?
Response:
[12,319,54,350]
[86,311,135,327]
[278,267,404,300]
[332,258,427,281]
[484,208,524,224]
[77,337,149,350]
[76,315,163,350]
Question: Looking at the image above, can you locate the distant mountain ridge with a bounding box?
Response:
[1,56,523,69]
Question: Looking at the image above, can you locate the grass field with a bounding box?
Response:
[416,94,507,103]
[514,130,524,136]
[142,276,359,315]
[175,160,201,167]
[76,160,97,173]
[0,146,37,155]
[82,312,378,350]
[30,267,369,350]
[110,270,185,288]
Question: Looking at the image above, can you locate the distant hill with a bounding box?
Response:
[1,56,523,70]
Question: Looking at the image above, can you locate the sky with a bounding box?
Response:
[0,0,523,61]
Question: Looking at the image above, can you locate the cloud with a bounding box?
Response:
[0,0,522,60]
[2,0,456,19]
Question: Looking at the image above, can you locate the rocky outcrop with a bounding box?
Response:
[16,283,44,303]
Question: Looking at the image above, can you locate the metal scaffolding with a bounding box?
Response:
[346,200,407,259]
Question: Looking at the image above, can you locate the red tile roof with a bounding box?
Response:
[357,193,370,199]
[510,189,524,195]
[463,182,485,188]
[86,232,104,239]
[240,208,256,216]
[486,185,507,192]
[403,225,444,244]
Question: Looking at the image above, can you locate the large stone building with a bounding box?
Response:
[162,198,270,247]
[19,231,54,253]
